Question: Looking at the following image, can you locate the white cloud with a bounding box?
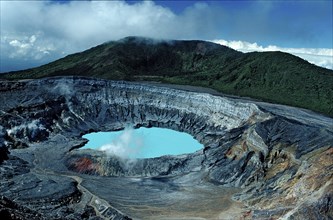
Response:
[1,1,219,71]
[212,39,333,70]
[4,33,56,60]
[0,1,332,72]
[29,35,37,44]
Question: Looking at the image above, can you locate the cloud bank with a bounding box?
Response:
[212,39,333,70]
[1,1,220,71]
[1,0,332,72]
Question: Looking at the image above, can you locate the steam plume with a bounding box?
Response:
[99,127,144,159]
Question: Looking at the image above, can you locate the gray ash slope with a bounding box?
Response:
[0,77,332,219]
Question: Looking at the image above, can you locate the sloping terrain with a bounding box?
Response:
[0,77,332,219]
[1,37,333,117]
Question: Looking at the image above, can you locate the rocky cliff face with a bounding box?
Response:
[0,77,332,219]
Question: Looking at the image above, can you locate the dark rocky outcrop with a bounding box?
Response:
[0,77,332,219]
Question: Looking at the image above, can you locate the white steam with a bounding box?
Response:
[52,81,72,96]
[7,119,45,136]
[99,127,144,159]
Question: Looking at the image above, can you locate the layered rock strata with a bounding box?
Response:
[0,77,332,219]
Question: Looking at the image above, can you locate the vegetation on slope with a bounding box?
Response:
[2,36,333,117]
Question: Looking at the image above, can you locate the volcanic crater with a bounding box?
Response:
[0,77,332,219]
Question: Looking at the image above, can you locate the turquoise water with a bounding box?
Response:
[82,127,203,158]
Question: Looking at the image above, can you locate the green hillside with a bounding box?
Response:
[2,36,333,117]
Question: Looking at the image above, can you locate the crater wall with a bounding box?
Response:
[0,77,332,219]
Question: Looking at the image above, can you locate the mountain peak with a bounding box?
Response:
[118,36,172,44]
[1,37,332,116]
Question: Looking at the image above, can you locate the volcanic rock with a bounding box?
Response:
[0,77,332,219]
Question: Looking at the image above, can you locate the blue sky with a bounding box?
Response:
[1,0,332,72]
[159,0,332,48]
